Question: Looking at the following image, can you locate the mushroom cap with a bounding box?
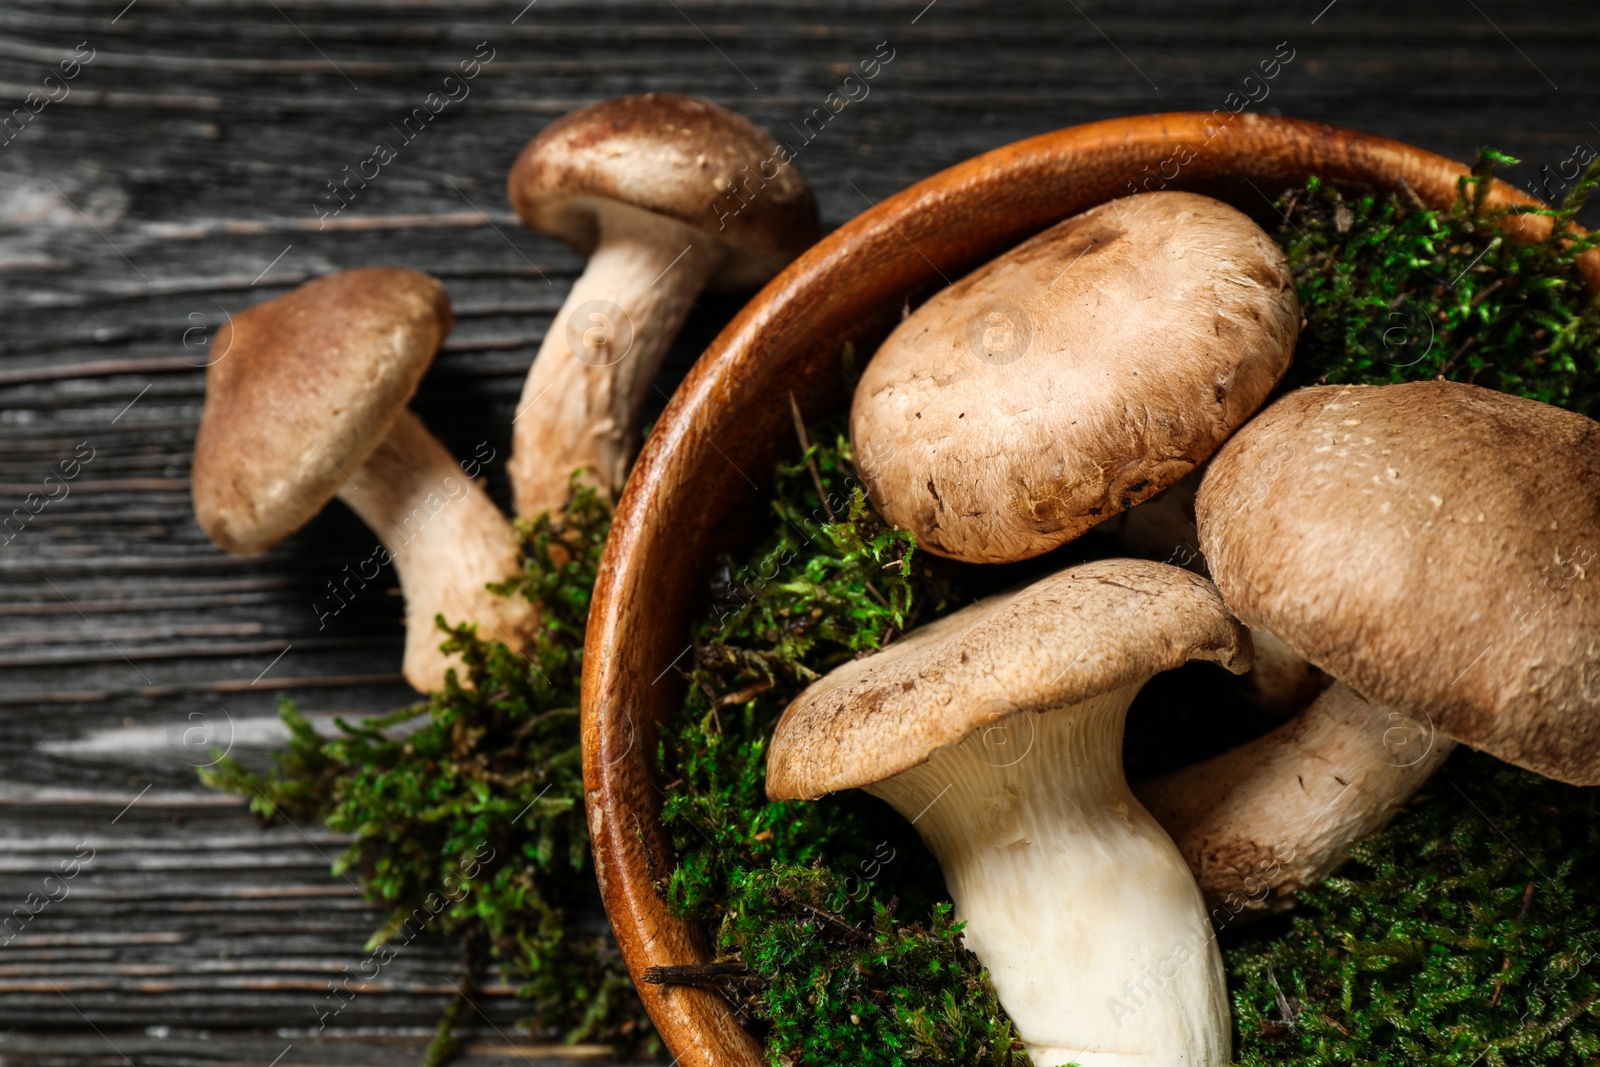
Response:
[1197,380,1600,785]
[850,191,1298,564]
[765,558,1251,801]
[192,267,452,557]
[507,93,819,290]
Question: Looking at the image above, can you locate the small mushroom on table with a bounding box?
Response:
[767,559,1252,1067]
[190,267,536,694]
[850,190,1299,564]
[505,92,819,517]
[1141,380,1600,917]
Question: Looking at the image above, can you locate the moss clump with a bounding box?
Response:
[202,482,653,1061]
[1227,751,1600,1065]
[1276,151,1600,412]
[719,865,1025,1066]
[659,431,931,923]
[652,420,1025,1065]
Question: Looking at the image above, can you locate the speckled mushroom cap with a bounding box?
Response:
[191,267,452,557]
[507,93,819,290]
[851,191,1299,564]
[1197,380,1600,785]
[765,558,1251,801]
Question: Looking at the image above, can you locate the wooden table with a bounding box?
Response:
[1,1,1596,1062]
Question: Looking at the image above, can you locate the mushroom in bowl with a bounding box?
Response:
[1141,380,1600,916]
[850,190,1299,564]
[768,559,1251,1067]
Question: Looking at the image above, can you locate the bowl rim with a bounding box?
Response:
[581,110,1593,1067]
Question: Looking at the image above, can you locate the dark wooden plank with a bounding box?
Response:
[0,1030,622,1066]
[1,0,1597,1060]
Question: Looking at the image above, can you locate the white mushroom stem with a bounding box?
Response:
[1105,472,1205,573]
[1240,628,1329,714]
[1137,681,1456,923]
[510,201,723,518]
[337,409,537,693]
[868,685,1229,1067]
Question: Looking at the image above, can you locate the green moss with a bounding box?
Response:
[658,427,935,921]
[201,480,653,1057]
[1276,151,1600,411]
[652,421,1024,1065]
[721,865,1024,1066]
[1227,752,1600,1065]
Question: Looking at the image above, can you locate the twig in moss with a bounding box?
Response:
[717,678,775,706]
[640,962,764,989]
[1397,177,1428,213]
[789,390,836,523]
[773,886,872,945]
[424,932,485,1067]
[1489,881,1539,1008]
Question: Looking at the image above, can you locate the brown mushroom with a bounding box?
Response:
[768,559,1251,1067]
[1142,380,1600,916]
[1104,472,1329,714]
[505,93,819,517]
[850,190,1299,564]
[1138,681,1452,920]
[191,268,536,693]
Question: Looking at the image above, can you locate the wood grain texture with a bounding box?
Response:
[2,0,1598,1061]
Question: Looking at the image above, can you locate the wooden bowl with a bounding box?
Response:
[581,111,1598,1066]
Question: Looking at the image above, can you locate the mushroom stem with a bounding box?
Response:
[337,409,537,692]
[868,685,1229,1067]
[1137,682,1456,922]
[1240,628,1329,714]
[510,201,723,517]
